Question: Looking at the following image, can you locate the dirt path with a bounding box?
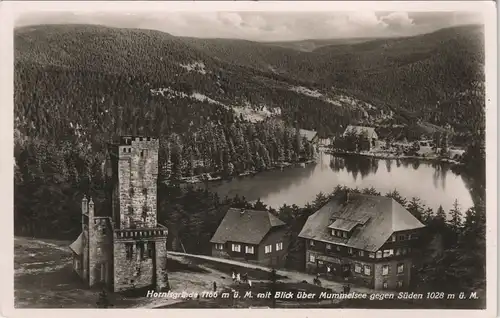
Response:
[167,251,375,294]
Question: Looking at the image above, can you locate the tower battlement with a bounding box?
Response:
[71,135,169,293]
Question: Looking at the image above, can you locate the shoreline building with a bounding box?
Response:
[69,136,169,292]
[210,208,289,268]
[298,191,425,290]
[299,129,319,145]
[343,125,378,149]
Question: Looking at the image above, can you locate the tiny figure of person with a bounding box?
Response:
[236,273,241,283]
[232,272,236,281]
[248,279,252,287]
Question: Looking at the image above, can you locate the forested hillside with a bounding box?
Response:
[14,23,486,239]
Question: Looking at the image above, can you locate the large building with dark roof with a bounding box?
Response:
[298,191,425,290]
[210,208,289,268]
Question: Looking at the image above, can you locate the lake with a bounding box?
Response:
[203,152,475,213]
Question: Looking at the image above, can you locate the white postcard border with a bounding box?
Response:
[0,1,497,318]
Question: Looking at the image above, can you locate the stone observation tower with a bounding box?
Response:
[69,136,169,292]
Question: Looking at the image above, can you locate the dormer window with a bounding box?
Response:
[342,232,348,238]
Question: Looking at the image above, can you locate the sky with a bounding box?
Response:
[15,11,484,41]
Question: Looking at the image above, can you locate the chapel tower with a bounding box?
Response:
[71,135,169,293]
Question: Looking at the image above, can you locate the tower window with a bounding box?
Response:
[128,206,134,214]
[147,242,154,258]
[140,149,148,157]
[136,242,145,260]
[125,243,133,260]
[129,188,135,196]
[142,188,148,195]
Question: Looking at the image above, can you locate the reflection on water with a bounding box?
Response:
[205,152,474,212]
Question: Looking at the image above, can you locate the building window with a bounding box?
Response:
[142,205,149,216]
[276,242,283,251]
[401,248,408,255]
[147,242,154,258]
[136,242,145,260]
[309,254,316,263]
[342,231,348,238]
[376,251,382,259]
[369,252,375,259]
[336,245,341,251]
[97,247,102,255]
[354,263,362,273]
[101,227,106,235]
[129,188,135,196]
[74,260,79,270]
[383,282,388,289]
[359,250,364,257]
[215,243,224,250]
[390,234,396,242]
[382,265,389,276]
[310,240,315,246]
[231,244,241,252]
[142,188,148,196]
[397,281,403,288]
[101,263,106,282]
[383,249,394,258]
[398,234,407,241]
[125,243,133,260]
[348,248,353,254]
[326,244,331,250]
[318,260,324,265]
[140,149,148,157]
[265,245,272,254]
[245,246,255,254]
[128,206,134,214]
[396,248,401,256]
[363,265,371,276]
[397,263,404,274]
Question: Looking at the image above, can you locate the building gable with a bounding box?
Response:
[210,208,286,245]
[298,192,425,252]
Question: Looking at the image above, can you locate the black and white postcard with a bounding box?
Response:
[0,1,497,317]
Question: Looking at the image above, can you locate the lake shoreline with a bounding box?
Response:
[198,152,476,212]
[178,159,317,186]
[325,150,463,166]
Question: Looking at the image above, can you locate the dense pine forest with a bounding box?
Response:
[155,184,485,296]
[13,23,486,245]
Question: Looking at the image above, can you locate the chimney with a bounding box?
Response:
[82,196,88,214]
[81,196,88,229]
[88,197,95,217]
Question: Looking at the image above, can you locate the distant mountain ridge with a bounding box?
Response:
[14,23,485,142]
